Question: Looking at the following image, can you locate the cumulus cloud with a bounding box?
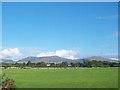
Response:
[0,48,22,59]
[0,48,80,60]
[37,49,80,59]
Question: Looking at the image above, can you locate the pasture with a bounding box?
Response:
[2,67,118,88]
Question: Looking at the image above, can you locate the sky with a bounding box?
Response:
[1,2,118,60]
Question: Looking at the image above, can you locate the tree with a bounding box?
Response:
[36,62,46,67]
[75,62,81,67]
[70,63,76,67]
[50,63,56,67]
[26,61,32,66]
[61,62,68,67]
[83,61,92,67]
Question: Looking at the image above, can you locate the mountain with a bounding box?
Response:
[67,59,85,64]
[102,55,119,61]
[2,59,15,64]
[102,54,118,59]
[85,56,111,61]
[17,56,38,63]
[2,56,118,64]
[17,56,72,64]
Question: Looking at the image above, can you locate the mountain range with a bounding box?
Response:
[1,55,119,64]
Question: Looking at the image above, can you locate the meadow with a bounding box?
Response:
[2,67,118,88]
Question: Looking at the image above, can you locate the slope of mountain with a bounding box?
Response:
[17,56,38,63]
[85,56,111,61]
[17,56,71,64]
[2,59,15,64]
[2,56,118,64]
[67,59,85,64]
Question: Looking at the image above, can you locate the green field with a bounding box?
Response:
[2,68,118,88]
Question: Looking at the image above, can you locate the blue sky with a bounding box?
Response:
[1,2,118,59]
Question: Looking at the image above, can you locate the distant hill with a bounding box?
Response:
[85,56,118,63]
[1,55,118,64]
[85,56,111,61]
[17,56,72,64]
[2,59,15,64]
[67,59,85,64]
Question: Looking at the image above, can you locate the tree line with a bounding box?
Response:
[2,60,120,69]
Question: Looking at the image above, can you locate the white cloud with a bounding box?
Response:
[111,31,119,38]
[0,48,80,60]
[110,58,118,61]
[37,49,80,59]
[97,15,118,20]
[106,31,119,39]
[0,48,22,59]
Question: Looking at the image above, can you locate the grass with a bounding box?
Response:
[2,67,118,88]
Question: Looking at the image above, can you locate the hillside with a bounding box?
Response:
[1,56,118,64]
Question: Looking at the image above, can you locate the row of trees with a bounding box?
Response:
[2,60,120,68]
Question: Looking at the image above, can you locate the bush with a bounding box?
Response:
[2,73,16,90]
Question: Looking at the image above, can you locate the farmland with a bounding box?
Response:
[2,67,118,88]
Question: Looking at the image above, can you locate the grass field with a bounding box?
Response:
[2,67,118,88]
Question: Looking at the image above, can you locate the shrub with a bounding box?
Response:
[2,73,16,90]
